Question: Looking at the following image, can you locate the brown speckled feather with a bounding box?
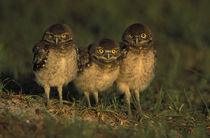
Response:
[116,23,156,117]
[77,46,91,72]
[33,24,78,107]
[32,41,50,71]
[74,39,121,107]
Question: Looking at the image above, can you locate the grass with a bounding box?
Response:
[0,0,210,137]
[0,78,11,95]
[0,82,209,137]
[0,105,209,138]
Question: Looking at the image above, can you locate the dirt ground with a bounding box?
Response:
[0,93,137,137]
[0,93,209,137]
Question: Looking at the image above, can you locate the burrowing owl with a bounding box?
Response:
[74,38,121,107]
[116,23,156,117]
[33,24,78,107]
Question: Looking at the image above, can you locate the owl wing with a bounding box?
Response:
[152,48,157,72]
[32,41,50,71]
[119,42,128,59]
[77,46,91,72]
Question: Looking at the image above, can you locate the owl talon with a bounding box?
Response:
[128,111,132,118]
[46,101,51,109]
[87,103,91,108]
[116,23,155,120]
[33,24,78,112]
[59,102,63,108]
[93,103,99,107]
[137,112,150,119]
[74,39,120,110]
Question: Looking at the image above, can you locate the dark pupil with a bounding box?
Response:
[49,34,53,39]
[63,35,68,39]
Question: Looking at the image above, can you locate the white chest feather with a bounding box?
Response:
[74,63,119,93]
[117,50,155,91]
[35,48,78,87]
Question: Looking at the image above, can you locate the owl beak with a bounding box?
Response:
[135,37,139,44]
[55,37,59,45]
[105,53,111,59]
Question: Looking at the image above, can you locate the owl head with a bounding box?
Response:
[89,38,121,64]
[42,24,73,45]
[122,23,153,48]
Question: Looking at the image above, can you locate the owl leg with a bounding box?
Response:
[57,86,63,107]
[84,91,91,107]
[124,88,132,117]
[134,89,149,118]
[44,85,51,108]
[93,91,98,106]
[118,83,132,117]
[134,89,142,113]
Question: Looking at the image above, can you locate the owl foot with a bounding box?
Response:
[137,111,150,119]
[128,107,133,118]
[87,102,91,108]
[59,101,63,108]
[93,103,99,107]
[128,112,138,120]
[46,101,51,109]
[136,103,149,118]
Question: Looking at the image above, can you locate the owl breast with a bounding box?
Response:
[74,63,119,93]
[35,47,78,87]
[117,49,155,91]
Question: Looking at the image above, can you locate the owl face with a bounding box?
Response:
[43,24,73,45]
[89,39,121,64]
[122,23,153,47]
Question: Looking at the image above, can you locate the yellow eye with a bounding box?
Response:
[140,33,147,39]
[98,49,104,54]
[48,34,53,39]
[112,49,117,54]
[128,34,134,39]
[61,33,67,39]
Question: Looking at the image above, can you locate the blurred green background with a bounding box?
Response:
[0,1,210,136]
[0,0,209,99]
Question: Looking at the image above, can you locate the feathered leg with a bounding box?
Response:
[134,89,149,118]
[134,89,142,113]
[118,83,132,117]
[93,91,98,106]
[44,85,51,108]
[84,91,91,107]
[57,86,63,107]
[124,88,132,117]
